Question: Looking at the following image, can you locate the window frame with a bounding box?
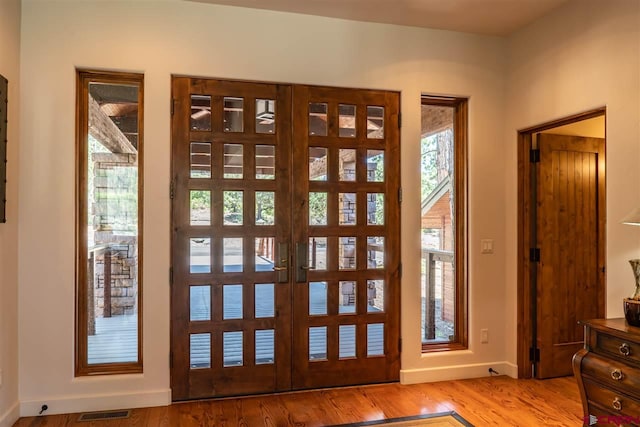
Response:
[75,69,144,376]
[420,95,468,353]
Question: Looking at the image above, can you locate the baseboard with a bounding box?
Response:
[400,361,518,384]
[0,400,20,427]
[20,388,171,417]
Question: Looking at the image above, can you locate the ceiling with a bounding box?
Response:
[186,0,569,36]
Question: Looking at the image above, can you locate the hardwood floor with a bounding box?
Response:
[14,376,584,426]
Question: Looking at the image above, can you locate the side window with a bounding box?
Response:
[76,70,144,375]
[420,95,468,352]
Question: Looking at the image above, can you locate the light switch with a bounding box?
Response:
[481,239,494,254]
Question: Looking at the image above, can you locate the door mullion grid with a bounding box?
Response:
[172,79,399,399]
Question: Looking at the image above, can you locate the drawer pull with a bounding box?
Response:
[619,343,631,356]
[611,369,624,381]
[613,397,622,411]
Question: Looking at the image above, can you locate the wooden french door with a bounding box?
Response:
[170,77,400,400]
[535,133,605,379]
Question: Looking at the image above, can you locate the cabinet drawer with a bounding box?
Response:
[584,379,640,417]
[582,353,640,399]
[592,330,640,367]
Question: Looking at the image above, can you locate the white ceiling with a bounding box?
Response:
[186,0,569,36]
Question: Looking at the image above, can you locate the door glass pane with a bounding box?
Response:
[339,104,356,137]
[339,325,356,359]
[367,193,384,225]
[309,192,327,225]
[309,103,328,136]
[190,333,211,369]
[223,238,243,272]
[255,192,275,226]
[223,331,243,367]
[367,280,384,313]
[190,142,211,178]
[255,330,275,364]
[309,147,328,181]
[255,237,275,272]
[308,237,327,270]
[367,150,384,182]
[223,144,243,179]
[256,99,275,134]
[367,106,384,139]
[339,193,356,226]
[309,326,327,361]
[367,236,385,269]
[309,281,327,315]
[339,281,356,314]
[339,149,356,181]
[190,190,211,226]
[191,95,211,131]
[256,145,275,179]
[255,283,275,318]
[190,238,211,274]
[190,285,211,321]
[367,323,384,356]
[224,97,244,132]
[339,237,356,270]
[223,284,243,320]
[223,191,243,226]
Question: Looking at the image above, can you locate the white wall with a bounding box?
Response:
[0,0,21,426]
[18,0,509,414]
[504,0,640,365]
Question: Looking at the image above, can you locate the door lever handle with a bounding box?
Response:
[296,242,314,282]
[274,245,288,283]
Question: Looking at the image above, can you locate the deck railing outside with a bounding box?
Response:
[422,249,454,341]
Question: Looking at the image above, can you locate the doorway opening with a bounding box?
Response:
[517,108,606,379]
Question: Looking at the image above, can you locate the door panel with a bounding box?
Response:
[536,133,605,379]
[171,77,400,399]
[171,77,292,399]
[291,86,400,388]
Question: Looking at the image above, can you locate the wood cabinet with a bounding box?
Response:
[573,318,640,426]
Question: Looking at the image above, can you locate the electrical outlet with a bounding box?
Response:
[481,329,489,343]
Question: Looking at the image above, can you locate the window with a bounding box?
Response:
[420,95,467,352]
[76,70,143,375]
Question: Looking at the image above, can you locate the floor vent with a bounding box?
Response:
[78,409,131,422]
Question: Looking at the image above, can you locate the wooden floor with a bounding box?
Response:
[14,376,584,426]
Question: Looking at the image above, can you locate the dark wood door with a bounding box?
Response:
[291,86,401,388]
[171,77,400,399]
[536,133,605,379]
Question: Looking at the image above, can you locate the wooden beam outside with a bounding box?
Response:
[89,95,136,154]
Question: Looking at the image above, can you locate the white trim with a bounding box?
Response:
[20,389,171,417]
[400,361,518,384]
[0,400,20,427]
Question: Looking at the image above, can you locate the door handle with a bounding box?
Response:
[273,243,288,283]
[296,242,314,283]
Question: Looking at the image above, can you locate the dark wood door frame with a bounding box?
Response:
[517,107,606,379]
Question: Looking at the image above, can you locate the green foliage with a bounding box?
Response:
[190,190,210,210]
[255,192,274,223]
[309,192,327,225]
[421,134,438,200]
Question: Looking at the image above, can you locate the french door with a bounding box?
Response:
[170,77,400,400]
